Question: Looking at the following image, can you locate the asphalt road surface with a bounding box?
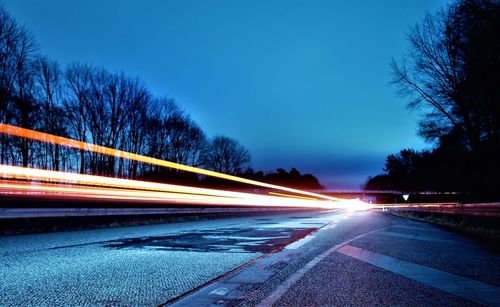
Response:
[1,210,499,306]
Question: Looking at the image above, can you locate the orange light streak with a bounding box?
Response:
[0,166,371,210]
[0,123,342,201]
[268,191,318,201]
[0,182,276,206]
[0,164,251,199]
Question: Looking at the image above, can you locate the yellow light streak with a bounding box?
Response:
[0,182,264,206]
[0,166,372,210]
[0,123,342,201]
[0,166,331,208]
[0,164,250,199]
[268,191,318,201]
[0,179,329,208]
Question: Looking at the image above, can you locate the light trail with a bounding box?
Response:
[0,166,370,210]
[0,123,374,211]
[0,123,343,201]
[0,181,311,207]
[267,191,318,201]
[0,164,269,199]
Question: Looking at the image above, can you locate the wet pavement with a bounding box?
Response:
[174,211,500,307]
[2,210,499,306]
[0,210,338,306]
[102,227,316,253]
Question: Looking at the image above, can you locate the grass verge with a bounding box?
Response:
[390,210,500,251]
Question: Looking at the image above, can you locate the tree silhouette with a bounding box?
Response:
[203,135,251,175]
[0,6,329,190]
[388,0,499,197]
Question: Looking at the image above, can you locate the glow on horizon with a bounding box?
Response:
[0,123,345,201]
[0,165,371,211]
[0,123,376,211]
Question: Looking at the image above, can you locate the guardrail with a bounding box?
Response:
[383,203,500,217]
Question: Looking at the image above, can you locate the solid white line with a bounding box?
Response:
[338,244,500,306]
[256,226,390,307]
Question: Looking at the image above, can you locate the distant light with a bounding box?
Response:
[0,165,356,209]
[0,123,343,202]
[0,123,374,210]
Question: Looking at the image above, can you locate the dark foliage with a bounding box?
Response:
[365,132,469,192]
[243,167,323,190]
[370,0,499,199]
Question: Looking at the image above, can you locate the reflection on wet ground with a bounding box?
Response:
[104,227,316,253]
[1,212,342,306]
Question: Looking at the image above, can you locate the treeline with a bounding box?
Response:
[243,167,323,189]
[365,140,469,192]
[0,6,252,179]
[0,7,323,189]
[366,0,499,200]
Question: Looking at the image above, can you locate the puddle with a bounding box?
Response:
[103,227,316,253]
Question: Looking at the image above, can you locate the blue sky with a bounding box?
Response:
[3,0,451,188]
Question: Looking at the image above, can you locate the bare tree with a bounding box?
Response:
[166,112,207,167]
[121,88,150,178]
[0,6,259,186]
[64,63,94,173]
[391,0,499,195]
[10,28,37,167]
[0,7,19,164]
[144,97,178,174]
[204,135,251,175]
[391,0,499,151]
[143,97,207,178]
[0,7,37,166]
[65,66,152,176]
[35,56,66,170]
[391,11,466,143]
[185,120,207,167]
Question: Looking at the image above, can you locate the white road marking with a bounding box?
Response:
[324,222,338,229]
[338,244,500,306]
[285,234,316,250]
[209,287,230,296]
[256,226,390,307]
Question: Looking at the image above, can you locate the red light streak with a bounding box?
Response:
[0,165,375,210]
[0,123,343,201]
[0,123,375,210]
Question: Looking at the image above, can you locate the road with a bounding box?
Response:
[1,210,499,306]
